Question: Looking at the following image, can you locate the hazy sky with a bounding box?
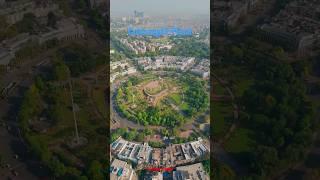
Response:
[111,0,210,16]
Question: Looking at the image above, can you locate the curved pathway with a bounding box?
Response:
[110,72,209,132]
[111,75,146,130]
[212,72,246,175]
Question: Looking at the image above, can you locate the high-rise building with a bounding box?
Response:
[134,10,144,18]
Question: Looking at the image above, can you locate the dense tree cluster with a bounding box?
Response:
[52,61,71,81]
[58,44,106,76]
[202,160,210,177]
[214,37,317,178]
[116,75,208,128]
[148,141,165,148]
[171,135,198,144]
[111,128,155,143]
[242,59,314,177]
[18,85,70,178]
[169,38,209,58]
[213,160,236,180]
[182,75,209,116]
[19,84,43,132]
[17,61,106,179]
[135,107,183,127]
[110,36,136,58]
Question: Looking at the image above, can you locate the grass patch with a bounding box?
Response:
[92,87,107,118]
[234,78,253,97]
[213,83,226,95]
[180,102,189,111]
[30,81,106,171]
[225,127,254,153]
[212,101,233,138]
[169,93,182,105]
[225,127,255,166]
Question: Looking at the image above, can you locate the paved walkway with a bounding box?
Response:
[212,72,245,175]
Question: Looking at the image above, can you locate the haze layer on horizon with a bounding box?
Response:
[111,0,210,17]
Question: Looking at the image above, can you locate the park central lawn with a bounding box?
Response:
[32,82,106,167]
[212,101,233,138]
[169,93,182,105]
[225,127,255,166]
[92,87,108,118]
[116,73,209,128]
[234,78,254,97]
[213,82,226,95]
[179,102,189,111]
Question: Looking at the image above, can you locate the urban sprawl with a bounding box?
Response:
[110,9,210,180]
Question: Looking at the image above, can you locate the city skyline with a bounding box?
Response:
[110,0,210,17]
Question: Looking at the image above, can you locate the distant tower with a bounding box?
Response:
[134,10,144,18]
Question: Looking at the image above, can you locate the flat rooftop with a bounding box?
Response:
[261,0,320,37]
[174,163,209,180]
[110,159,138,180]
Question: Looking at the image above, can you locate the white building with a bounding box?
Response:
[35,18,85,44]
[110,61,137,82]
[136,56,195,71]
[0,19,85,66]
[110,159,138,180]
[111,137,152,165]
[190,59,210,78]
[0,0,59,25]
[173,163,209,180]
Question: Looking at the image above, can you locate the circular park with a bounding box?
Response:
[114,72,209,129]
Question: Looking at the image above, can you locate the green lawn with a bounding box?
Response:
[117,74,209,127]
[169,93,182,105]
[180,102,189,111]
[234,79,253,97]
[214,65,253,97]
[31,82,106,170]
[225,127,253,153]
[212,101,233,138]
[225,127,255,166]
[92,88,108,118]
[214,83,226,95]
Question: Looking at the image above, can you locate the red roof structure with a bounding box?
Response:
[145,167,174,172]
